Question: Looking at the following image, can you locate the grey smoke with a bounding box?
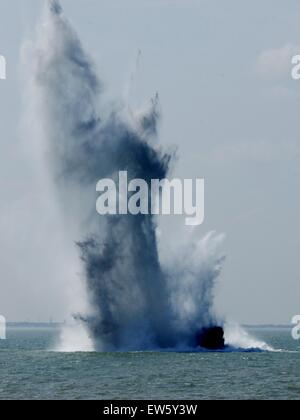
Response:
[28,0,225,350]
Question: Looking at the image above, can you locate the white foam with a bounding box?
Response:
[224,322,273,351]
[54,321,94,352]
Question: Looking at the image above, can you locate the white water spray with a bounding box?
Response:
[23,0,269,352]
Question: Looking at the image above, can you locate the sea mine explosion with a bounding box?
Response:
[27,0,226,351]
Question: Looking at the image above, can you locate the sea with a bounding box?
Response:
[0,325,299,400]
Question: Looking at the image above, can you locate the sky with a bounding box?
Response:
[0,0,300,324]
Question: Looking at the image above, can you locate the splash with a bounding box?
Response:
[23,0,254,352]
[224,323,273,351]
[53,321,94,353]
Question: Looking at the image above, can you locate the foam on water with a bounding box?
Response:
[224,323,274,352]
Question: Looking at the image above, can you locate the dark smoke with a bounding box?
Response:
[27,0,226,351]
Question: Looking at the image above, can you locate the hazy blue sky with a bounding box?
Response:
[0,0,300,324]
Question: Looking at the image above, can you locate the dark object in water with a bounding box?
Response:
[196,326,225,350]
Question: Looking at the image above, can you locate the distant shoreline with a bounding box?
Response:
[7,322,63,328]
[5,322,292,329]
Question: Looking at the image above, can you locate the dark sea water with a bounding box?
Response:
[0,326,299,400]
